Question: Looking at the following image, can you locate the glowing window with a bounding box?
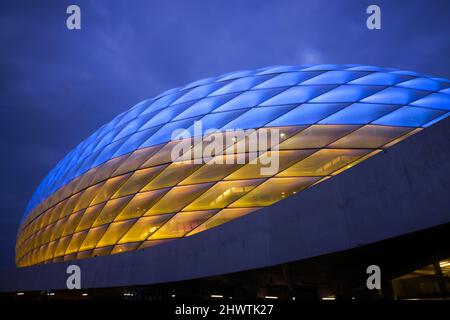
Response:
[180,155,245,185]
[118,214,174,243]
[75,203,106,232]
[279,125,358,149]
[89,155,128,187]
[149,210,217,239]
[187,207,260,236]
[92,246,113,257]
[184,179,264,211]
[230,177,320,207]
[79,225,108,251]
[140,140,192,168]
[92,195,133,227]
[73,182,105,212]
[278,149,371,176]
[61,193,82,219]
[142,162,203,191]
[90,173,131,206]
[49,216,69,242]
[54,236,71,258]
[65,231,88,255]
[146,183,213,215]
[328,125,413,148]
[61,211,84,237]
[113,165,167,198]
[111,242,141,255]
[114,189,169,221]
[225,150,315,180]
[113,146,162,176]
[96,220,136,247]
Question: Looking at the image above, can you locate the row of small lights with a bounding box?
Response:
[15,291,357,300]
[16,292,89,296]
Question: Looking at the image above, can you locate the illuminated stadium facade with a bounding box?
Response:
[5,64,450,300]
[16,64,450,268]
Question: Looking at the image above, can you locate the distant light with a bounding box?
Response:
[265,296,278,299]
[292,297,296,300]
[280,133,286,138]
[17,292,24,296]
[123,293,134,297]
[171,294,176,298]
[47,292,55,296]
[322,296,335,300]
[82,293,88,296]
[210,294,223,298]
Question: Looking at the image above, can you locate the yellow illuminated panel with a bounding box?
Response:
[141,140,192,168]
[113,165,167,198]
[92,246,113,257]
[73,182,105,212]
[224,150,316,180]
[76,203,105,232]
[114,189,168,221]
[90,173,131,206]
[111,242,141,255]
[65,231,88,255]
[277,149,371,177]
[146,183,213,215]
[328,125,413,149]
[279,125,358,149]
[230,177,320,207]
[61,211,84,237]
[118,214,174,243]
[183,179,264,211]
[113,146,162,176]
[96,220,136,248]
[92,195,133,227]
[179,154,247,185]
[149,210,217,239]
[188,207,259,236]
[79,225,108,251]
[142,162,202,191]
[54,236,71,258]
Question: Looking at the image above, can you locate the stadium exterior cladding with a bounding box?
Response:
[16,64,450,267]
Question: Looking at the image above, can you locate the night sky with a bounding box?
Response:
[0,0,449,267]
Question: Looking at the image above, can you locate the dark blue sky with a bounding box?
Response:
[1,0,449,267]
